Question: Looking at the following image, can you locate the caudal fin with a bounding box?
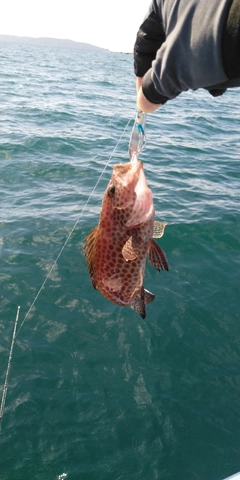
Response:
[130,287,155,319]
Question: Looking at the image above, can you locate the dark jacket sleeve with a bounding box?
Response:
[133,8,165,78]
[134,0,240,105]
[222,0,240,79]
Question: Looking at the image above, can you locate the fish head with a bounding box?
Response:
[102,156,153,228]
[108,160,140,206]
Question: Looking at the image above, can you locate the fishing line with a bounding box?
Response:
[0,116,133,430]
[16,115,133,335]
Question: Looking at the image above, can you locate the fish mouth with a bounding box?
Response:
[125,159,154,228]
[130,152,139,168]
[131,153,142,173]
[134,161,147,195]
[113,157,142,187]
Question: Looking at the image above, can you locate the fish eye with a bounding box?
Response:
[107,185,115,197]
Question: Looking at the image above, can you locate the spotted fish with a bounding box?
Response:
[84,154,168,318]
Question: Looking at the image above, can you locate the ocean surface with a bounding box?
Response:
[0,42,239,480]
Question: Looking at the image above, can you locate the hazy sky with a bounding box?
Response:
[1,0,151,52]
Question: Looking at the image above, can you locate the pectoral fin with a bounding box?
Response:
[122,236,137,261]
[153,221,167,238]
[122,232,141,261]
[148,239,169,272]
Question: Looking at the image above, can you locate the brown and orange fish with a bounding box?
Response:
[84,154,168,318]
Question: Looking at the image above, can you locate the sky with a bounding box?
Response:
[0,0,151,52]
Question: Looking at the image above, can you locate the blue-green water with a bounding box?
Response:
[0,43,240,480]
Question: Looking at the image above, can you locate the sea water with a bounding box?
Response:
[0,42,240,480]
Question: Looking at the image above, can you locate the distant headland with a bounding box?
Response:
[0,34,109,51]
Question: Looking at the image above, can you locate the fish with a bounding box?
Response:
[83,154,168,318]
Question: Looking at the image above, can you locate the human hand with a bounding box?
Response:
[137,87,162,113]
[136,77,162,113]
[136,76,143,92]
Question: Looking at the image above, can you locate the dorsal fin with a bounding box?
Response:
[153,221,167,238]
[83,225,99,289]
[148,239,169,272]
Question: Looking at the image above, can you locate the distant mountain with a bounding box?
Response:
[0,34,109,51]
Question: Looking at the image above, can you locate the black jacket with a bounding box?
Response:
[134,0,240,104]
